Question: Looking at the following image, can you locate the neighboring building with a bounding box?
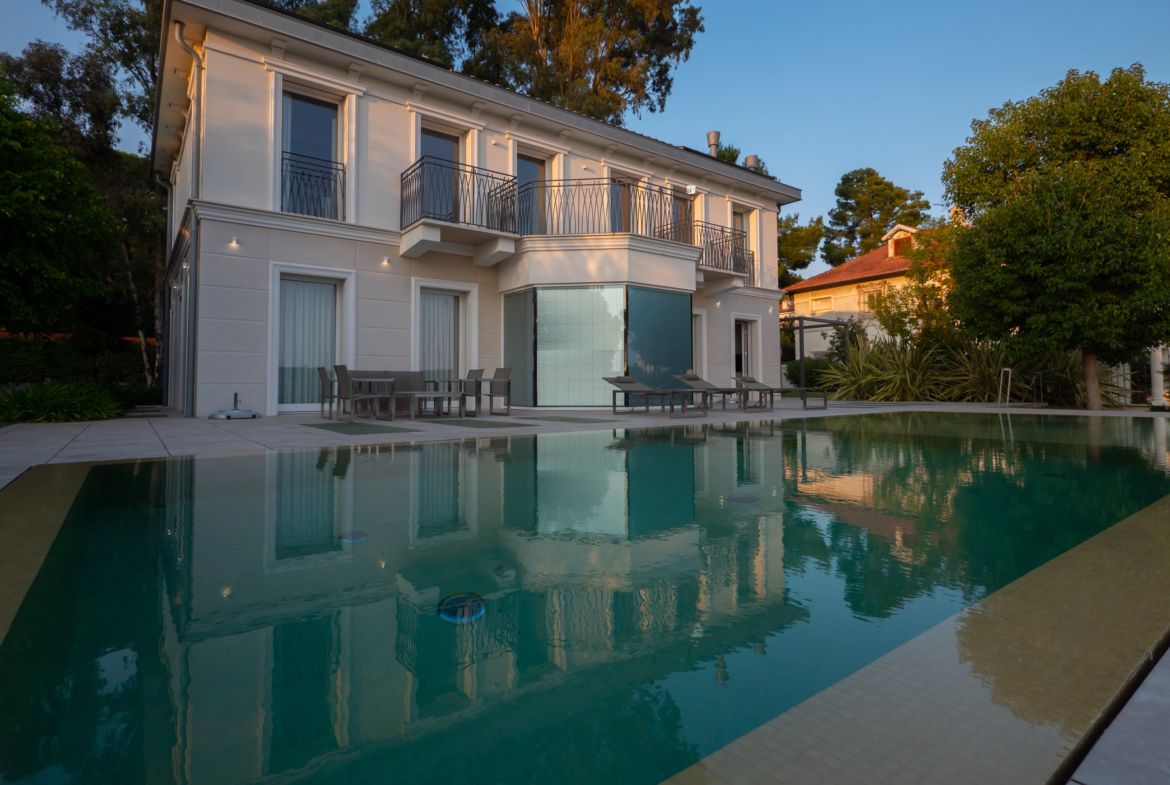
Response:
[781,225,918,356]
[151,0,801,416]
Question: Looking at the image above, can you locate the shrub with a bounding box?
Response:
[0,335,153,385]
[785,357,837,388]
[111,385,164,408]
[0,382,126,422]
[821,339,955,402]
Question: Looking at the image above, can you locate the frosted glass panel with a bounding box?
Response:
[626,286,691,392]
[279,278,336,405]
[536,287,625,406]
[503,291,535,406]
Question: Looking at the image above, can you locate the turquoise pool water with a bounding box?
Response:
[1,413,1168,784]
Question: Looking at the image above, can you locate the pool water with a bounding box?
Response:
[1,413,1168,784]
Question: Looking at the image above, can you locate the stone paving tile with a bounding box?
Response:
[660,493,1170,785]
[0,465,30,492]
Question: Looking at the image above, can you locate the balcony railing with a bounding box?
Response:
[282,152,345,221]
[517,179,693,239]
[401,156,517,234]
[693,220,755,278]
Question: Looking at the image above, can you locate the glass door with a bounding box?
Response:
[282,93,340,219]
[517,154,546,234]
[279,277,337,407]
[421,129,460,222]
[735,319,753,377]
[419,290,460,388]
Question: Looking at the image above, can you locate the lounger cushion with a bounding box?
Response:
[680,373,701,381]
[615,376,638,384]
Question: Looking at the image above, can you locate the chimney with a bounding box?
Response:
[744,154,759,170]
[707,130,720,157]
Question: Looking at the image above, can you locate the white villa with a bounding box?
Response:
[152,0,801,417]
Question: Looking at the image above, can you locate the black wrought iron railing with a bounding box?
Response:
[401,156,517,233]
[693,220,754,278]
[281,152,345,221]
[517,178,694,239]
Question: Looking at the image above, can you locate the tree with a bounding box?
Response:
[944,65,1170,410]
[714,139,768,174]
[277,0,361,30]
[3,42,165,381]
[822,168,930,267]
[464,0,703,126]
[776,213,823,287]
[364,0,497,65]
[0,70,119,333]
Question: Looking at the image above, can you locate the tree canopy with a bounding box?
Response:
[0,70,119,333]
[943,64,1170,409]
[822,168,930,267]
[776,213,824,287]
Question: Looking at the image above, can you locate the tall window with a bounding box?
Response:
[419,289,460,386]
[282,92,342,219]
[517,154,546,234]
[420,128,460,221]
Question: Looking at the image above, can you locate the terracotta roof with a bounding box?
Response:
[783,246,911,294]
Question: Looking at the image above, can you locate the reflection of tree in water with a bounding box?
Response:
[780,414,1170,620]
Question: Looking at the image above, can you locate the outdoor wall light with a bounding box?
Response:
[382,257,390,265]
[230,236,238,245]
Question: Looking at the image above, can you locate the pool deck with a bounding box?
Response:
[1,400,1168,784]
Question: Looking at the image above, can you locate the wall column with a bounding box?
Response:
[1153,346,1165,406]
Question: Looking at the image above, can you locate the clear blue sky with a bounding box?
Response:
[7,0,1169,275]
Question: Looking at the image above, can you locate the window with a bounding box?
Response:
[518,154,546,234]
[420,128,460,222]
[536,286,626,406]
[733,210,747,235]
[418,289,461,385]
[421,128,459,163]
[278,276,337,405]
[281,92,342,219]
[627,286,692,392]
[893,236,911,256]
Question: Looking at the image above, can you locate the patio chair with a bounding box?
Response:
[317,367,337,419]
[482,367,512,415]
[673,374,739,411]
[603,377,704,418]
[333,365,378,422]
[428,369,484,415]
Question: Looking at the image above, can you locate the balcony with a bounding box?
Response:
[517,178,693,239]
[399,157,518,264]
[692,221,755,281]
[282,152,345,221]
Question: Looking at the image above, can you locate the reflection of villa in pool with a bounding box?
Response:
[154,426,793,782]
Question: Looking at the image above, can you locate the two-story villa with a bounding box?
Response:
[781,225,917,356]
[151,0,801,417]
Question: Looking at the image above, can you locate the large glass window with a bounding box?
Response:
[503,290,535,406]
[279,277,336,405]
[420,129,460,222]
[517,154,546,234]
[418,290,460,386]
[281,93,341,219]
[536,286,625,406]
[626,286,692,392]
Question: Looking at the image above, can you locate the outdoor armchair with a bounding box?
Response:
[316,367,337,419]
[334,365,381,422]
[427,369,484,415]
[482,367,512,415]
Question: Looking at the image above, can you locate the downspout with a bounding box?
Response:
[174,22,203,417]
[154,173,172,406]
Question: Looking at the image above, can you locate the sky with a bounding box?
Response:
[6,0,1170,276]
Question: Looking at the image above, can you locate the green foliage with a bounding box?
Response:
[784,357,836,388]
[777,213,824,286]
[459,0,704,125]
[825,315,868,364]
[820,338,1131,407]
[278,0,361,30]
[0,335,153,385]
[869,220,957,346]
[0,70,120,333]
[110,383,163,407]
[943,64,1170,409]
[0,381,126,422]
[363,0,495,61]
[715,141,739,163]
[822,168,931,267]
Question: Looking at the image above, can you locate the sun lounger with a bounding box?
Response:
[602,377,705,418]
[672,374,741,411]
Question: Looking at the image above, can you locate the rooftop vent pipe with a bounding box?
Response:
[744,155,759,170]
[707,130,720,157]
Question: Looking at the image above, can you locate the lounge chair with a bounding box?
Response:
[733,375,776,412]
[672,374,740,411]
[429,369,484,415]
[603,377,705,418]
[334,365,380,422]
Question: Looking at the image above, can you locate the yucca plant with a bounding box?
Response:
[823,339,955,402]
[0,382,126,422]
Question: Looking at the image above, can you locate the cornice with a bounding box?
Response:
[190,200,401,245]
[264,56,366,95]
[406,100,486,131]
[505,128,570,155]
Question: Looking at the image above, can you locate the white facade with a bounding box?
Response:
[153,0,801,416]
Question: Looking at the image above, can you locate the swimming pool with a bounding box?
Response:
[1,413,1168,784]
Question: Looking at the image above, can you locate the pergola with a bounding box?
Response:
[778,315,852,389]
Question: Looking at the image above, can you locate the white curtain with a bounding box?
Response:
[279,278,337,404]
[419,291,459,383]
